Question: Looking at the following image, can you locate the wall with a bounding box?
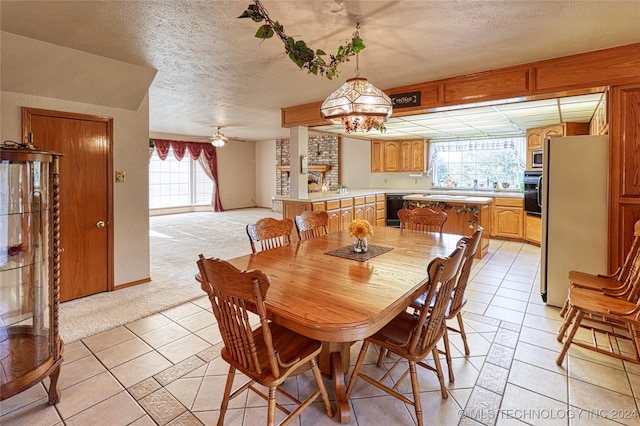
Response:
[216,140,257,210]
[255,139,276,208]
[1,91,151,288]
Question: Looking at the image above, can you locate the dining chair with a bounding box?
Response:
[294,210,329,241]
[246,217,294,253]
[398,207,447,233]
[408,226,484,382]
[345,244,466,426]
[196,255,333,426]
[556,269,640,365]
[559,219,640,317]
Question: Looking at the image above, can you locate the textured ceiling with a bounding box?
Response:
[1,1,639,142]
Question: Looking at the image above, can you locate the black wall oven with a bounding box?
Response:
[524,171,542,216]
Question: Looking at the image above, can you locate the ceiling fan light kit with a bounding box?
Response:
[210,126,226,147]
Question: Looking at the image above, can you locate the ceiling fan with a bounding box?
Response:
[210,126,227,147]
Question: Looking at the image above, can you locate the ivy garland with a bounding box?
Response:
[403,200,481,229]
[238,1,365,79]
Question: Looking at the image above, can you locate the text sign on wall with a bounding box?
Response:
[390,91,421,108]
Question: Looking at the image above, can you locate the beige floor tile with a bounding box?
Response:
[465,386,502,426]
[500,383,567,426]
[463,300,490,315]
[466,289,497,304]
[64,391,146,426]
[489,296,528,314]
[58,353,107,390]
[164,376,204,410]
[495,287,531,302]
[94,337,153,369]
[351,394,415,426]
[125,312,173,336]
[62,340,93,363]
[110,351,173,388]
[162,302,204,321]
[484,306,525,324]
[0,382,49,416]
[568,378,639,426]
[522,312,564,333]
[0,398,62,426]
[472,274,505,287]
[139,388,187,425]
[155,333,211,364]
[192,375,248,412]
[463,316,500,334]
[568,357,633,396]
[526,303,563,320]
[175,309,216,333]
[194,323,223,345]
[518,326,563,352]
[55,371,124,420]
[514,341,567,375]
[568,405,629,426]
[82,326,137,353]
[507,360,568,403]
[138,321,191,348]
[477,363,509,395]
[130,415,157,426]
[467,281,500,295]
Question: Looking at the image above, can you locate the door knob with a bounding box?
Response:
[96,221,106,228]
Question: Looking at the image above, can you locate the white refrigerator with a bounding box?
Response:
[540,134,609,307]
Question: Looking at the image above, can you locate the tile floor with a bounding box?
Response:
[3,227,640,425]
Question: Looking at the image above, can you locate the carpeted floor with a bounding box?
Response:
[59,208,279,343]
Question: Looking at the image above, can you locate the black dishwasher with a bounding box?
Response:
[385,194,405,227]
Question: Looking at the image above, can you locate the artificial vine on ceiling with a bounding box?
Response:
[238,0,365,79]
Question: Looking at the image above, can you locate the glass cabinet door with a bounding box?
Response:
[0,148,62,404]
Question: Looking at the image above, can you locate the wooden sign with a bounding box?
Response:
[390,91,421,108]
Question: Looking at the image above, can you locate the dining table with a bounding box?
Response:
[223,226,463,423]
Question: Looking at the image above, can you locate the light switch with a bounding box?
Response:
[115,170,125,183]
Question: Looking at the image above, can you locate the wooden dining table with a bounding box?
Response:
[223,226,462,423]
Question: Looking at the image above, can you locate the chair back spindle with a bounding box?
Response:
[398,207,447,233]
[295,210,329,241]
[246,217,294,253]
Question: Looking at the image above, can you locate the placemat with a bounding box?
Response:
[324,245,393,262]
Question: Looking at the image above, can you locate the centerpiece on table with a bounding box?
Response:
[348,219,373,253]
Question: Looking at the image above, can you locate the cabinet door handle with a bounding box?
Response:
[96,221,106,228]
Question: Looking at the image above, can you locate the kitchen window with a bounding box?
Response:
[149,147,213,209]
[428,137,526,190]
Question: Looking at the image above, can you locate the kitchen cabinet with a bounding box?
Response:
[525,122,589,170]
[371,139,426,173]
[375,194,386,226]
[371,140,384,173]
[590,92,608,135]
[525,215,541,246]
[491,197,524,239]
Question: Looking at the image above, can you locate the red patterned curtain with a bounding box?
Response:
[150,139,223,211]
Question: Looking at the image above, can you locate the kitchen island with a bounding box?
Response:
[274,190,387,237]
[403,193,492,258]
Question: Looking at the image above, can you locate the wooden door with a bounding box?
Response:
[22,108,113,302]
[383,141,400,172]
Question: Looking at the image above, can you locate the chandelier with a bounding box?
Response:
[210,127,226,147]
[320,25,392,133]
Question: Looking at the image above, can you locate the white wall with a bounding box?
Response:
[216,140,257,210]
[255,139,276,208]
[1,91,151,288]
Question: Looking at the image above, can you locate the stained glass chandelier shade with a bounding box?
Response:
[320,77,393,133]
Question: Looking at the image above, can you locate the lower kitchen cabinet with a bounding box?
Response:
[525,214,541,245]
[492,197,524,239]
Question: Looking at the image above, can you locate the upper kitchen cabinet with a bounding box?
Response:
[371,139,426,173]
[525,122,589,170]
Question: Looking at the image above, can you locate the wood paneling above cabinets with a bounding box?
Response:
[371,139,426,173]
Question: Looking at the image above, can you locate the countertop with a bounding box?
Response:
[403,193,493,205]
[273,188,522,202]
